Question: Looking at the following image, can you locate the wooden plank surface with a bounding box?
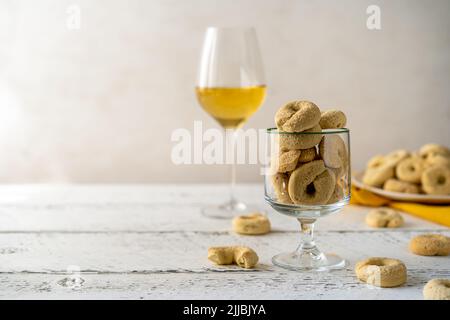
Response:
[2,270,449,300]
[0,185,443,232]
[1,231,449,273]
[0,185,448,300]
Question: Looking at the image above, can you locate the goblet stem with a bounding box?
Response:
[271,215,346,270]
[228,129,237,206]
[295,218,325,261]
[297,218,316,249]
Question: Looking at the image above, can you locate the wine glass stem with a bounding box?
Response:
[229,129,237,205]
[297,218,317,251]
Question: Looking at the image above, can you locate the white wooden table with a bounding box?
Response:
[0,185,448,300]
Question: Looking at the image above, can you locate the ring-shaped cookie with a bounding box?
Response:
[385,149,410,166]
[297,147,317,163]
[409,234,450,256]
[319,109,347,129]
[421,166,450,195]
[329,165,346,180]
[275,101,321,132]
[365,208,404,228]
[327,184,344,204]
[383,178,419,194]
[318,135,348,169]
[208,246,259,269]
[423,279,450,300]
[367,155,385,169]
[271,173,293,204]
[425,153,450,169]
[276,149,301,173]
[288,160,335,205]
[419,144,450,159]
[278,124,323,150]
[232,213,271,235]
[362,165,394,187]
[355,257,407,288]
[396,157,425,184]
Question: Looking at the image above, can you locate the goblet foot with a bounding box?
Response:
[202,200,259,219]
[272,250,346,271]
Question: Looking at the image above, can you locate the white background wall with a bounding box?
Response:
[0,0,449,183]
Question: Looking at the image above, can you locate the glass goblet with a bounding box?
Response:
[264,128,351,271]
[196,26,266,219]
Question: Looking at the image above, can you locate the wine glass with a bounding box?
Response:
[264,128,351,271]
[196,27,266,219]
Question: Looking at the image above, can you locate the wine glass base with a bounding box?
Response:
[272,251,346,272]
[202,200,260,219]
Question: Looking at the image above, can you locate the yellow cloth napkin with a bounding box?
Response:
[350,186,450,227]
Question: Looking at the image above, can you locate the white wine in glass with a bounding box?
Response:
[196,27,266,218]
[196,86,266,129]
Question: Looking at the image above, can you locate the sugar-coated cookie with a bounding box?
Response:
[409,234,450,256]
[277,150,301,173]
[278,124,323,150]
[275,101,321,132]
[367,155,385,169]
[396,156,425,184]
[319,135,348,169]
[327,183,344,204]
[423,279,450,300]
[319,109,347,129]
[420,144,450,159]
[385,149,410,166]
[421,165,450,195]
[365,208,404,228]
[329,165,347,180]
[425,153,450,169]
[355,257,407,288]
[232,213,271,235]
[362,165,394,187]
[383,178,420,194]
[297,147,317,163]
[208,246,258,269]
[271,173,293,204]
[288,160,335,205]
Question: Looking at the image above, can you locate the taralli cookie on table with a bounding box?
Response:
[423,279,450,300]
[208,246,258,269]
[396,156,425,184]
[421,165,450,195]
[278,124,323,150]
[288,160,335,205]
[365,208,404,228]
[319,109,347,129]
[275,100,321,132]
[409,234,450,256]
[232,213,271,235]
[271,173,293,204]
[383,178,420,194]
[355,257,407,288]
